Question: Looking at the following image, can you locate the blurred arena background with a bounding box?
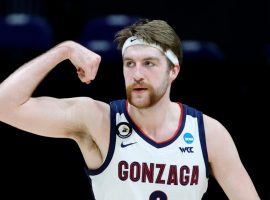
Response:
[0,0,268,199]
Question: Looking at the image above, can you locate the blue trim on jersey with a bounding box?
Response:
[197,110,210,178]
[184,104,198,118]
[123,100,187,148]
[87,102,117,176]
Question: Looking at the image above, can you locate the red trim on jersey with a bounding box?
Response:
[125,101,184,145]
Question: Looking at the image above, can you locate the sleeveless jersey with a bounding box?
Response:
[87,100,209,200]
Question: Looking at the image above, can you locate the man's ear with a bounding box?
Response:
[169,65,180,82]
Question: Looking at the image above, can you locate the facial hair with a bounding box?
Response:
[126,78,169,109]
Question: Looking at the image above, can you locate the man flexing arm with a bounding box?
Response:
[0,41,110,170]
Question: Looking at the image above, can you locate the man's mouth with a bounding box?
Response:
[133,88,147,91]
[132,87,148,92]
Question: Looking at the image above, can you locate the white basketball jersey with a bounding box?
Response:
[87,100,209,200]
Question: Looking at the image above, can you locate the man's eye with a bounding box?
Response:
[125,61,134,67]
[145,61,154,67]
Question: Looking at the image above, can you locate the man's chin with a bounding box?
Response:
[128,98,150,109]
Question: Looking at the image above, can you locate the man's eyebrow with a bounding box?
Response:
[123,57,133,61]
[142,57,159,61]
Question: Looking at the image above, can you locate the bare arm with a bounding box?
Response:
[204,115,260,200]
[0,41,102,139]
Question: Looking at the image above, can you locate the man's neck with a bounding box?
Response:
[127,97,181,142]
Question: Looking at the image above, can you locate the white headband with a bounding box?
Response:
[122,36,179,66]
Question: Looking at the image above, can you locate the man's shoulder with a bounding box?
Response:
[203,114,223,130]
[69,96,110,117]
[203,114,230,144]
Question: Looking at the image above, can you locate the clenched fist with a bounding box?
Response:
[58,41,101,84]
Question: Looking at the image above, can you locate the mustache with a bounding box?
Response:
[127,82,150,89]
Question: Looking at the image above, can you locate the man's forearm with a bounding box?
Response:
[0,43,69,111]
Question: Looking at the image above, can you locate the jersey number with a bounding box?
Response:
[149,190,167,200]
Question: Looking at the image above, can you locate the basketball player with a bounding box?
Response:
[0,19,260,199]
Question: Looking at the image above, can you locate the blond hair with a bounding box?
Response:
[115,19,183,65]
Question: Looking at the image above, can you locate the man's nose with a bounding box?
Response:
[133,65,144,82]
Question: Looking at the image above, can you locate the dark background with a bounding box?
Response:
[0,0,269,199]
